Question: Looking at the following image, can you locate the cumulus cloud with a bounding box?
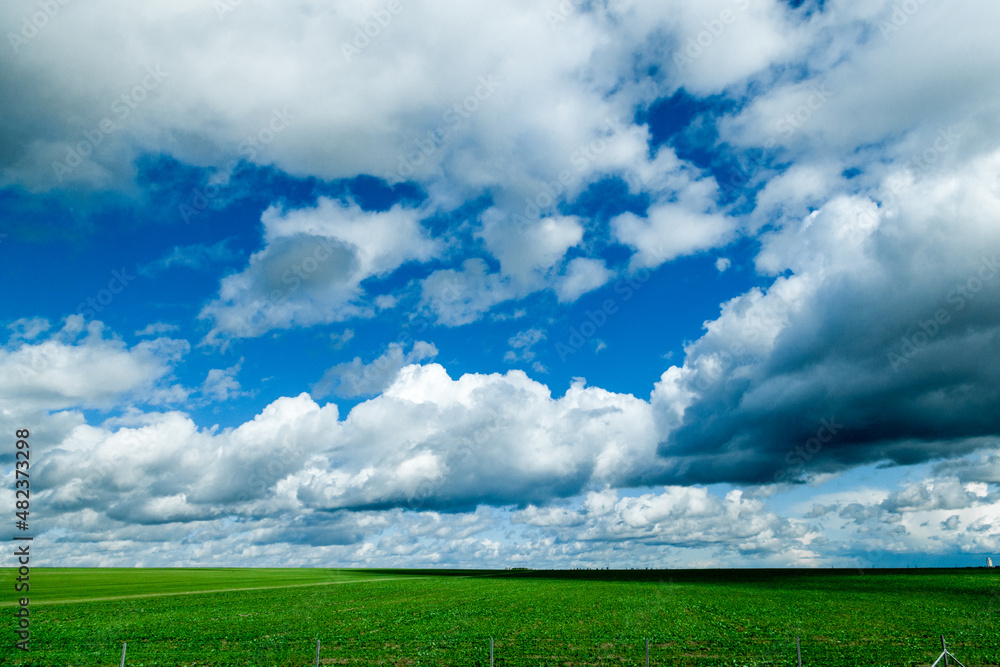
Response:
[659,0,806,95]
[24,364,660,529]
[5,0,1000,568]
[793,472,1000,560]
[478,212,584,286]
[421,213,612,324]
[200,360,246,403]
[0,0,684,199]
[312,341,439,399]
[556,257,613,303]
[612,148,737,269]
[31,393,342,524]
[613,205,735,269]
[0,316,188,412]
[880,477,994,515]
[201,198,439,340]
[648,150,1000,485]
[573,487,801,555]
[717,0,1000,215]
[768,3,996,152]
[933,451,1000,485]
[420,258,518,327]
[294,364,660,511]
[6,316,50,343]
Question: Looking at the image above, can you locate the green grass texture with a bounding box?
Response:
[3,568,998,666]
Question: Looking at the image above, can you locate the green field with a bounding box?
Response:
[3,568,998,666]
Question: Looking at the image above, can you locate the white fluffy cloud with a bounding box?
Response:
[478,212,584,285]
[5,0,1000,568]
[419,259,518,326]
[613,148,737,269]
[200,360,245,403]
[515,487,801,555]
[613,205,735,269]
[294,364,660,511]
[0,316,188,411]
[312,340,439,398]
[23,364,659,528]
[717,0,1000,217]
[0,0,666,197]
[201,198,439,340]
[796,469,1000,561]
[556,257,613,303]
[8,349,997,566]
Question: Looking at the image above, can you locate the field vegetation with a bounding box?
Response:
[2,567,998,666]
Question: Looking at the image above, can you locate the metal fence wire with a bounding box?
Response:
[4,634,981,667]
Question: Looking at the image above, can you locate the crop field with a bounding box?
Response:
[2,568,999,666]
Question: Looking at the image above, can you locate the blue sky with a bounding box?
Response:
[2,0,999,568]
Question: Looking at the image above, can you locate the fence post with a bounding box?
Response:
[315,639,321,667]
[645,638,649,667]
[942,636,949,667]
[796,637,801,667]
[490,637,494,667]
[119,642,127,667]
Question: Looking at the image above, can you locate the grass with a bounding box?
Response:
[2,568,998,666]
[0,568,416,605]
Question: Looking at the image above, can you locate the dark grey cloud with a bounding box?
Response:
[652,173,1000,485]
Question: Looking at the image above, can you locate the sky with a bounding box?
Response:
[1,0,999,569]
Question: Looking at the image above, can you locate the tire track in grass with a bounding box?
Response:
[0,575,433,607]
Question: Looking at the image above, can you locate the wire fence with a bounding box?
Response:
[6,634,985,667]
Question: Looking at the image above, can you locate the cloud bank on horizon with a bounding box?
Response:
[1,0,999,568]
